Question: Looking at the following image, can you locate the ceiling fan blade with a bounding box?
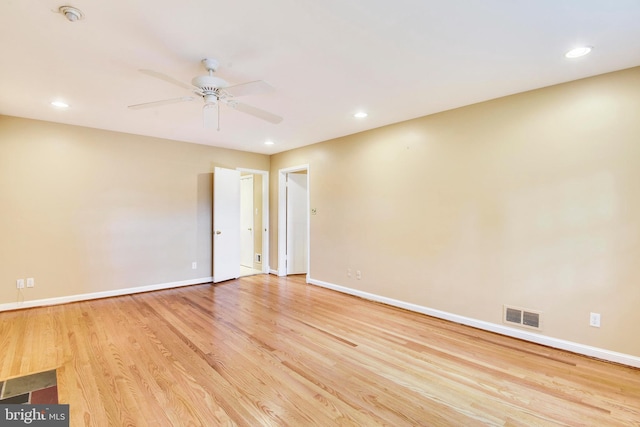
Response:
[223,80,274,98]
[228,101,283,124]
[128,96,195,110]
[139,69,193,91]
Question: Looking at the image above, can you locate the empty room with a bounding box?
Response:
[1,1,640,425]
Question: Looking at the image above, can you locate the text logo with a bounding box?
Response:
[1,405,69,426]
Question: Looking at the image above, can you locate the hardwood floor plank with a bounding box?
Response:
[1,274,639,426]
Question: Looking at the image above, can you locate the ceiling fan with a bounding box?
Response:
[128,58,282,130]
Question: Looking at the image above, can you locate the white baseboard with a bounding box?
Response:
[0,276,214,312]
[269,269,279,275]
[307,277,640,369]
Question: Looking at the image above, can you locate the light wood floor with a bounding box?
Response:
[1,274,639,426]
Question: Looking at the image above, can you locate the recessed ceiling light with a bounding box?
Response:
[565,46,592,58]
[51,101,69,108]
[264,140,274,145]
[58,6,84,22]
[354,112,368,118]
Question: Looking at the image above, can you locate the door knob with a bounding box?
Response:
[248,228,252,231]
[215,230,222,235]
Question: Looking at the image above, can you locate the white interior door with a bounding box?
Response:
[213,167,240,283]
[286,172,308,275]
[240,175,254,268]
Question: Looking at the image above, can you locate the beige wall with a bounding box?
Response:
[0,116,268,304]
[270,67,640,357]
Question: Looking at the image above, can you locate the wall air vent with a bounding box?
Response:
[503,305,542,330]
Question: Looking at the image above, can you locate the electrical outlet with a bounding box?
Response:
[347,268,352,278]
[589,312,601,328]
[356,270,362,280]
[26,278,34,288]
[192,262,197,269]
[16,279,24,289]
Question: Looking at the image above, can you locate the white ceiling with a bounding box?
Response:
[1,1,640,154]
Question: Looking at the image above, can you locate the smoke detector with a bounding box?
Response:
[59,6,84,22]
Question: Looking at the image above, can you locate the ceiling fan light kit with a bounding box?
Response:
[129,58,282,130]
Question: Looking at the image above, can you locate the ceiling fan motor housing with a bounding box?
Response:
[191,75,228,92]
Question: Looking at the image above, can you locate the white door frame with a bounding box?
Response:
[237,168,270,274]
[278,164,310,278]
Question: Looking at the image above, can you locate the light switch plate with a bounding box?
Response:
[590,312,601,327]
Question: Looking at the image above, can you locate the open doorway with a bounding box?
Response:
[278,165,309,278]
[239,169,269,277]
